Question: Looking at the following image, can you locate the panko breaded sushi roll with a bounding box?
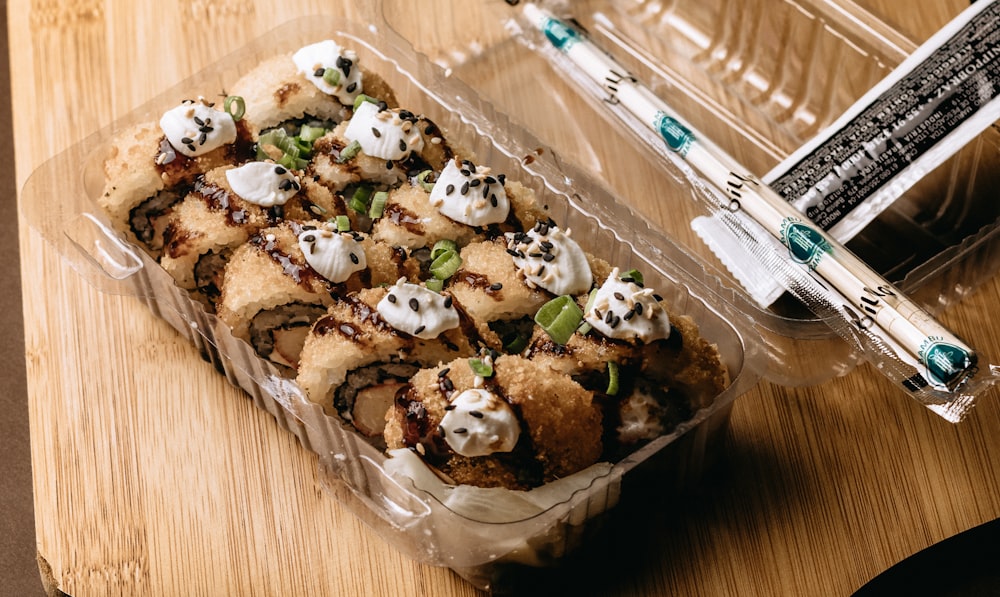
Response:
[216,222,338,368]
[308,102,457,196]
[296,281,491,437]
[525,267,729,451]
[229,39,399,137]
[159,163,341,301]
[384,354,604,490]
[99,97,253,255]
[370,157,545,249]
[218,220,424,369]
[446,238,551,325]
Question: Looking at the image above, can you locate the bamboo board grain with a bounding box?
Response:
[11,1,1000,596]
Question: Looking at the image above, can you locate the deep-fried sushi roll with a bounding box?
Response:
[308,102,456,196]
[446,238,551,325]
[228,39,399,137]
[525,267,729,451]
[159,163,341,301]
[383,354,604,490]
[99,97,253,255]
[296,280,492,437]
[370,158,546,249]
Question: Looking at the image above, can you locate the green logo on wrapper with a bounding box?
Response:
[921,341,975,391]
[542,18,581,51]
[654,112,694,156]
[779,218,831,270]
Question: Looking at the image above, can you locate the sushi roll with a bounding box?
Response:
[159,163,341,302]
[383,354,604,490]
[99,96,253,255]
[308,101,456,198]
[228,39,399,138]
[296,280,493,437]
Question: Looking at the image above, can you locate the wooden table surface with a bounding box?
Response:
[12,1,1000,595]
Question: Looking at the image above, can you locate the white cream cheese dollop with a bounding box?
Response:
[376,278,459,339]
[298,226,367,283]
[583,268,671,343]
[430,158,510,226]
[343,101,425,161]
[439,388,520,457]
[159,99,237,158]
[292,40,363,105]
[225,162,301,207]
[507,221,591,296]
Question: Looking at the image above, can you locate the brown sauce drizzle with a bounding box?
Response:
[192,177,248,226]
[382,202,424,236]
[250,231,321,289]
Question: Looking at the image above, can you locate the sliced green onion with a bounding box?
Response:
[416,169,436,192]
[620,268,644,286]
[368,191,388,219]
[534,295,583,345]
[502,332,529,354]
[353,94,378,111]
[349,185,373,213]
[224,95,245,121]
[334,215,351,232]
[425,278,444,293]
[337,140,361,163]
[577,288,598,335]
[299,124,327,142]
[429,250,462,280]
[468,358,494,378]
[322,68,341,87]
[431,239,458,261]
[606,361,620,396]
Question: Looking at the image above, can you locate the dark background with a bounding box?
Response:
[1,0,45,594]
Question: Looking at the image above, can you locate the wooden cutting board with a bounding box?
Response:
[12,1,1000,596]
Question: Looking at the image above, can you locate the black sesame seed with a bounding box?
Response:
[445,184,455,195]
[198,125,213,133]
[654,294,663,301]
[453,428,468,434]
[498,174,506,185]
[443,296,453,308]
[303,234,316,243]
[346,82,357,93]
[371,127,381,138]
[386,160,394,170]
[314,67,326,77]
[484,176,496,185]
[349,252,359,264]
[443,378,454,391]
[185,143,196,152]
[605,311,614,324]
[399,139,407,152]
[543,253,555,262]
[199,132,207,145]
[409,297,419,311]
[460,169,471,176]
[438,367,451,377]
[193,116,204,125]
[489,282,503,291]
[614,292,625,301]
[610,315,621,328]
[469,178,481,188]
[490,194,498,207]
[540,241,553,250]
[444,404,456,411]
[461,181,470,195]
[438,424,446,435]
[624,309,636,321]
[387,294,397,303]
[635,303,644,315]
[414,325,425,335]
[506,248,519,257]
[274,166,287,175]
[377,101,388,112]
[181,136,193,144]
[469,411,484,419]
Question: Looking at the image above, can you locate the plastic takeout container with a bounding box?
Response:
[20,4,761,591]
[386,0,1000,408]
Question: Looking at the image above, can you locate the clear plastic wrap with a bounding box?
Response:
[20,6,759,590]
